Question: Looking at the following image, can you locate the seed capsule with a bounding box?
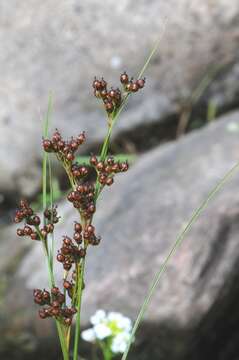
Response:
[17,228,25,236]
[33,215,41,226]
[136,78,146,88]
[66,152,74,161]
[24,225,32,236]
[120,72,129,84]
[63,280,72,290]
[31,232,39,241]
[90,155,98,166]
[86,225,95,234]
[105,101,114,113]
[106,177,114,186]
[43,139,53,152]
[77,132,86,145]
[131,82,139,92]
[57,253,65,262]
[73,232,82,244]
[51,287,60,296]
[74,222,82,232]
[39,309,47,319]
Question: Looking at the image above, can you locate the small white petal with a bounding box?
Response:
[90,309,106,325]
[94,323,112,340]
[81,328,96,342]
[111,333,130,354]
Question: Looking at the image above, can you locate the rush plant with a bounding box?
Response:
[14,72,146,360]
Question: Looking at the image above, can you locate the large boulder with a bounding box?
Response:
[0,0,239,196]
[2,110,239,359]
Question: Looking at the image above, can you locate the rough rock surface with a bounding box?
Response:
[1,110,239,359]
[0,0,239,195]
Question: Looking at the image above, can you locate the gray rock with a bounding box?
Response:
[2,110,239,358]
[0,0,239,195]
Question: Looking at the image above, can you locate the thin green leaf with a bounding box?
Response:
[48,155,55,272]
[41,94,69,359]
[121,160,239,360]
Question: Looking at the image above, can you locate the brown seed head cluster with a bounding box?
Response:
[57,235,86,271]
[93,72,145,114]
[15,73,135,324]
[90,155,129,187]
[120,71,146,92]
[14,200,59,241]
[43,129,86,163]
[67,183,96,219]
[34,287,76,326]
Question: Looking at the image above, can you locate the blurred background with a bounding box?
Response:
[1,0,239,359]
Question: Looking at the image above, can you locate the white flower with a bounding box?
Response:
[107,312,132,332]
[94,323,112,340]
[90,309,106,325]
[111,332,131,354]
[81,328,96,342]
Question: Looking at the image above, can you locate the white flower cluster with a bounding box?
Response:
[81,310,133,354]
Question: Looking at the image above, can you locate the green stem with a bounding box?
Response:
[73,258,86,360]
[121,160,239,360]
[98,341,113,360]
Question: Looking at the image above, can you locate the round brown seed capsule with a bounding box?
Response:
[120,72,129,84]
[106,177,114,186]
[131,82,139,92]
[52,300,60,308]
[92,78,102,90]
[46,224,54,233]
[77,132,85,145]
[90,155,98,166]
[32,215,41,226]
[17,228,25,236]
[100,89,108,99]
[31,232,39,241]
[39,309,47,319]
[105,101,114,113]
[80,166,88,176]
[63,280,72,290]
[73,232,82,244]
[125,82,133,92]
[86,225,95,234]
[43,139,53,152]
[74,222,82,232]
[24,225,33,236]
[136,78,146,88]
[66,152,74,161]
[52,130,62,142]
[42,290,50,301]
[57,253,65,262]
[70,141,78,151]
[63,237,72,246]
[52,308,60,316]
[96,161,104,171]
[88,204,96,214]
[51,287,60,296]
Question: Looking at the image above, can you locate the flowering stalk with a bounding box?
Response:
[14,72,145,359]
